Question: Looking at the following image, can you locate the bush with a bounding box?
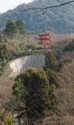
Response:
[12,68,57,123]
[63,39,74,52]
[44,51,58,71]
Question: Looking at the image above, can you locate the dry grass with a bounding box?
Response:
[39,52,74,125]
[0,76,14,104]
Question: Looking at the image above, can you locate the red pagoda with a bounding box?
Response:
[39,33,50,49]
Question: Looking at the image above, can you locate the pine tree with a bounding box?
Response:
[16,20,26,35]
[4,20,18,36]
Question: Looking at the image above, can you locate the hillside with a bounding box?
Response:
[0,0,74,33]
[0,40,74,124]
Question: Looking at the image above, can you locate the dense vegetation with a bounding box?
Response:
[0,35,74,124]
[0,106,13,125]
[4,20,26,36]
[12,69,50,123]
[0,0,74,33]
[0,44,10,75]
[63,39,74,52]
[12,52,60,124]
[0,13,74,124]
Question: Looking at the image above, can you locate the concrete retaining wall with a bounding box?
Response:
[9,54,45,76]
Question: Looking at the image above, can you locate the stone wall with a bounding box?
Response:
[9,54,45,76]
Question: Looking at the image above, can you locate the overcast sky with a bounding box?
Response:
[0,0,33,13]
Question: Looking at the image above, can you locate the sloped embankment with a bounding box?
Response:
[9,54,45,77]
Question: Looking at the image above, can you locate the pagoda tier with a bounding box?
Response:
[39,33,49,49]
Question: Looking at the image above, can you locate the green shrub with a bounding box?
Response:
[63,39,74,52]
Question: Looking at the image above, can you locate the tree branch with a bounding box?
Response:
[17,0,74,11]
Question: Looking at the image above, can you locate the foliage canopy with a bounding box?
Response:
[12,68,57,122]
[63,39,74,52]
[4,19,26,36]
[4,20,18,36]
